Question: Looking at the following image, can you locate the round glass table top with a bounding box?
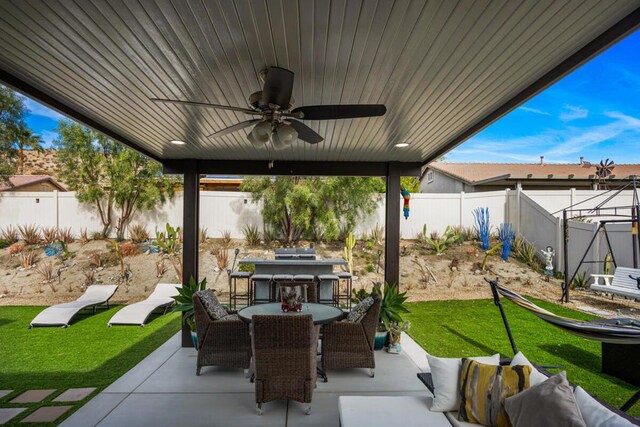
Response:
[238,303,344,325]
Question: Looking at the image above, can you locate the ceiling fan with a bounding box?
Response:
[151,67,386,149]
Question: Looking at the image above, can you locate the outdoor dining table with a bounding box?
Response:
[238,257,348,303]
[237,302,344,325]
[238,302,344,382]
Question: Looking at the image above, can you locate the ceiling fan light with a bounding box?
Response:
[248,121,271,147]
[271,124,298,150]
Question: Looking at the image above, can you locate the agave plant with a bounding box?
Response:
[372,282,410,330]
[171,277,207,332]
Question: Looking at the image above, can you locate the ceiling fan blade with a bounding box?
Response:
[207,119,262,138]
[150,98,260,115]
[291,104,386,120]
[288,120,324,144]
[261,67,294,108]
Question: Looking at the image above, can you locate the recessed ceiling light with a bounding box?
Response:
[395,142,410,148]
[170,140,186,145]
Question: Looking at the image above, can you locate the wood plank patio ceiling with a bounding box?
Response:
[0,0,638,163]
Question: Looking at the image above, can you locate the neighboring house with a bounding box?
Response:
[420,159,640,193]
[199,176,244,192]
[0,175,67,192]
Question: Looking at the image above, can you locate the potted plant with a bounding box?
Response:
[171,276,207,348]
[372,282,410,350]
[387,320,411,354]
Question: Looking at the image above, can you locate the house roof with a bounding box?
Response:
[0,175,66,191]
[0,2,639,165]
[428,163,640,185]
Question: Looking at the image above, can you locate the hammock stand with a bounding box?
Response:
[486,278,640,412]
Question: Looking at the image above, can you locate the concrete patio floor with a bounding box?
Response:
[60,332,430,427]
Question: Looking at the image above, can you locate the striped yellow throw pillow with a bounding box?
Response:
[458,359,531,427]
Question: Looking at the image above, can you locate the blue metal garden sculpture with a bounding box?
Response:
[473,207,490,250]
[498,223,515,261]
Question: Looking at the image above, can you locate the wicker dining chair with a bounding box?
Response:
[321,294,381,377]
[252,314,317,415]
[192,292,252,375]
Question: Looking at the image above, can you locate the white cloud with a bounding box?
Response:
[40,131,58,145]
[453,111,640,163]
[20,96,65,121]
[560,105,588,121]
[518,106,550,116]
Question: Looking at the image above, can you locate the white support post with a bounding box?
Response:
[54,190,59,229]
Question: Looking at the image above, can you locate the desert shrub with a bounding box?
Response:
[570,271,587,289]
[172,257,183,282]
[211,247,229,270]
[155,223,181,255]
[8,242,25,255]
[18,224,41,245]
[0,239,10,249]
[242,224,260,246]
[425,227,457,255]
[120,241,140,257]
[199,227,208,244]
[36,260,54,283]
[369,223,384,245]
[78,228,90,244]
[91,231,104,240]
[58,227,74,244]
[263,227,278,244]
[87,251,102,269]
[83,269,96,286]
[512,235,543,270]
[42,227,58,244]
[19,249,36,269]
[128,223,149,243]
[1,225,19,243]
[155,259,168,277]
[220,230,232,246]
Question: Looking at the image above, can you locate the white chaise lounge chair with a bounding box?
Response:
[107,283,180,327]
[29,284,119,328]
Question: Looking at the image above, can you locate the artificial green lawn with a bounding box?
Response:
[406,298,640,416]
[0,306,180,426]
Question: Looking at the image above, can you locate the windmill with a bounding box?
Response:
[595,159,615,190]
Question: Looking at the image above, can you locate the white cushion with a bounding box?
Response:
[339,396,452,427]
[574,386,635,427]
[426,353,500,412]
[509,351,549,386]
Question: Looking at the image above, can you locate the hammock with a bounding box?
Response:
[495,284,640,345]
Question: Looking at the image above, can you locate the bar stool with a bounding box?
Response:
[293,274,317,303]
[228,270,251,310]
[336,272,353,310]
[250,274,274,304]
[272,274,294,302]
[317,274,340,306]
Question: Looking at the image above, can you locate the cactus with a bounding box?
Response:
[473,207,490,250]
[343,231,356,275]
[498,223,515,261]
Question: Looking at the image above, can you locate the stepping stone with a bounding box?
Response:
[0,391,12,399]
[0,408,26,425]
[53,388,96,402]
[10,390,56,404]
[20,406,72,423]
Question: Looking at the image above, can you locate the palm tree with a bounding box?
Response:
[15,124,43,174]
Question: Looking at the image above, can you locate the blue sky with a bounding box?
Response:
[19,30,640,164]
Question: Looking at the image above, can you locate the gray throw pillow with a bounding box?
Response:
[346,296,374,322]
[196,289,228,320]
[504,372,587,427]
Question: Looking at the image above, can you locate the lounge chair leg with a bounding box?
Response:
[369,368,375,378]
[256,403,262,415]
[304,404,312,415]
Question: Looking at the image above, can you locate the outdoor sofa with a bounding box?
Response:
[339,353,640,427]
